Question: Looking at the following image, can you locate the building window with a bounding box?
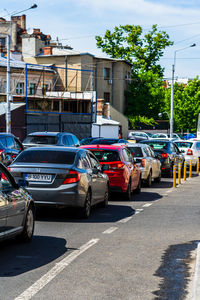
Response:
[29,83,36,95]
[53,101,59,111]
[104,92,110,102]
[104,68,110,80]
[16,83,24,95]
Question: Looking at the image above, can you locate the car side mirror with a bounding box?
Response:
[102,164,109,172]
[18,179,28,188]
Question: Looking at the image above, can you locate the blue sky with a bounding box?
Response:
[2,0,200,79]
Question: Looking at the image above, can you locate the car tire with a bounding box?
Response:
[99,184,109,208]
[124,180,131,201]
[18,205,35,243]
[146,171,152,187]
[154,170,161,183]
[135,176,141,194]
[80,190,91,218]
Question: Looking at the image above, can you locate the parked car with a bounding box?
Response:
[140,139,185,177]
[175,140,200,167]
[89,138,128,145]
[128,132,150,143]
[80,145,141,200]
[152,133,179,140]
[0,133,23,166]
[23,132,80,149]
[126,143,161,187]
[80,137,103,145]
[9,147,109,218]
[0,162,35,243]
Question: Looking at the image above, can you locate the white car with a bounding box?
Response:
[175,140,200,167]
[126,143,161,187]
[152,133,179,140]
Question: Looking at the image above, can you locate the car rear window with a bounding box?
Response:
[175,142,192,148]
[128,147,143,157]
[15,150,76,164]
[147,142,168,150]
[91,150,120,162]
[23,135,58,145]
[90,139,118,145]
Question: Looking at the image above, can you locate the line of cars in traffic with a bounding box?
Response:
[0,130,199,245]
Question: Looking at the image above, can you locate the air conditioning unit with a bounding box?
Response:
[108,79,112,85]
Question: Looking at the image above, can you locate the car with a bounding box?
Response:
[126,143,161,187]
[0,162,35,243]
[0,133,24,166]
[152,133,179,140]
[127,132,150,143]
[89,138,128,145]
[80,144,141,200]
[140,139,185,177]
[80,137,103,145]
[175,140,200,167]
[23,132,80,149]
[9,147,109,218]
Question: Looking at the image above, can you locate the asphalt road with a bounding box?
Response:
[0,173,200,300]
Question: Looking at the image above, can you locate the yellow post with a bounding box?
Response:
[184,161,187,181]
[173,165,176,188]
[189,159,192,178]
[178,162,181,185]
[197,157,199,176]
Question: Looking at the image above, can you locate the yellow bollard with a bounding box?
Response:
[178,162,181,185]
[173,165,176,188]
[189,159,192,178]
[184,161,187,181]
[197,157,199,176]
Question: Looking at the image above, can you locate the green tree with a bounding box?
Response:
[164,77,200,132]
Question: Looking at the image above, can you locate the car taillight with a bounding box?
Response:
[109,162,125,170]
[141,158,146,167]
[62,170,81,184]
[161,153,168,159]
[187,149,193,155]
[2,167,10,181]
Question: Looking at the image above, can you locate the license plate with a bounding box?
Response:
[25,174,52,182]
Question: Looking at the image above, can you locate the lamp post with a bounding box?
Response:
[6,4,37,133]
[170,43,196,138]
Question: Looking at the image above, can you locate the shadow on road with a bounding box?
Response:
[0,235,69,277]
[133,191,163,202]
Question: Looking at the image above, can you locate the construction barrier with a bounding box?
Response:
[189,159,192,178]
[173,165,176,188]
[197,157,199,176]
[178,162,181,185]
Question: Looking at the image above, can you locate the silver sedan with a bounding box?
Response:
[9,147,109,218]
[126,143,161,187]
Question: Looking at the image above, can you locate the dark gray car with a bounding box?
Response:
[23,132,80,149]
[9,147,109,218]
[0,163,35,243]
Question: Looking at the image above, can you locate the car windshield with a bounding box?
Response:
[91,150,121,162]
[15,150,76,164]
[128,147,143,157]
[146,142,168,150]
[175,142,192,148]
[90,139,118,145]
[23,135,58,145]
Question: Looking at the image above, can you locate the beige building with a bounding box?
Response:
[22,34,132,115]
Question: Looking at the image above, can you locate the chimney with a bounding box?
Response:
[33,28,41,34]
[44,46,52,55]
[97,99,104,116]
[20,15,26,31]
[11,15,26,30]
[103,103,110,118]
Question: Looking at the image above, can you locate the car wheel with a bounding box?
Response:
[80,190,91,218]
[124,180,131,201]
[146,171,152,187]
[18,205,35,243]
[135,176,141,194]
[99,184,109,208]
[154,170,161,183]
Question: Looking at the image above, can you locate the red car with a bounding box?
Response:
[80,145,141,200]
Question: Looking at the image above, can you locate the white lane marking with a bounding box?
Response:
[103,227,118,234]
[117,216,133,223]
[135,209,144,214]
[192,242,200,300]
[165,189,173,194]
[15,238,99,300]
[142,203,152,208]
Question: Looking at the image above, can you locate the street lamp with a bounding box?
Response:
[6,4,37,133]
[170,43,196,138]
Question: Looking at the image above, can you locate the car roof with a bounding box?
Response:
[80,145,125,150]
[27,132,73,137]
[22,146,81,153]
[0,132,15,137]
[126,143,148,148]
[141,139,171,143]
